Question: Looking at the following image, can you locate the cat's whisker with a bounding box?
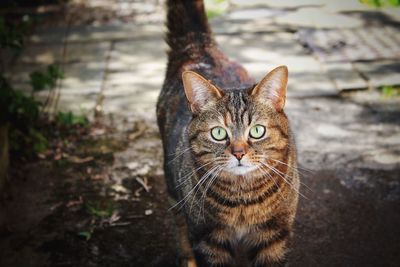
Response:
[167,146,193,165]
[184,165,219,212]
[260,162,308,200]
[252,154,312,173]
[169,166,214,211]
[175,161,213,188]
[257,165,288,202]
[255,154,314,175]
[255,155,312,193]
[170,167,212,212]
[254,155,313,192]
[187,165,220,215]
[268,157,314,173]
[198,165,224,222]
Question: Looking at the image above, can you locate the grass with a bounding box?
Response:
[381,85,400,97]
[359,0,400,7]
[205,0,229,19]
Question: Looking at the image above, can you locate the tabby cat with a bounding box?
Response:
[156,0,299,266]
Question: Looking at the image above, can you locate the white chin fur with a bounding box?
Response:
[223,157,257,175]
[226,165,257,175]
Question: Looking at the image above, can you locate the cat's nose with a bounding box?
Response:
[233,150,245,161]
[231,142,247,161]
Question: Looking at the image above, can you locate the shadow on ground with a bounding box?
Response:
[0,99,399,267]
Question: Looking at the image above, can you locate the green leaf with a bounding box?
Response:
[30,71,49,91]
[78,231,92,241]
[56,111,88,127]
[29,64,64,92]
[86,201,115,218]
[381,85,400,97]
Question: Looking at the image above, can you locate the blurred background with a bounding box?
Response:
[0,0,399,266]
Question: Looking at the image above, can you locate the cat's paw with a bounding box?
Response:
[180,257,197,267]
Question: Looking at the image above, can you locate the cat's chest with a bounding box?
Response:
[217,203,268,228]
[234,226,249,241]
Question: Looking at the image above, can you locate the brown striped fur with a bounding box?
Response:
[157,1,299,266]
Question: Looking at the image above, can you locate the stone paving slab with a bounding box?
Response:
[324,62,368,90]
[286,97,400,171]
[217,33,338,96]
[382,7,400,22]
[101,39,166,114]
[224,8,286,21]
[355,60,400,88]
[18,41,111,65]
[212,18,290,34]
[107,39,167,71]
[30,24,164,44]
[275,7,364,29]
[216,32,306,61]
[18,1,400,115]
[231,0,326,9]
[298,27,400,62]
[231,0,377,13]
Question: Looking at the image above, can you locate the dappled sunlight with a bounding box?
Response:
[1,0,400,266]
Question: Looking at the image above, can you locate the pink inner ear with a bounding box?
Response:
[251,66,288,111]
[182,71,223,113]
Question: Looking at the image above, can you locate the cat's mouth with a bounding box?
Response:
[226,164,257,175]
[222,157,258,175]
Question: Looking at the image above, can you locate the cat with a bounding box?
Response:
[156,0,299,266]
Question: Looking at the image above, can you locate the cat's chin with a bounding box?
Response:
[225,165,257,176]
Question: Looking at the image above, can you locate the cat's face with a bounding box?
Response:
[183,66,289,178]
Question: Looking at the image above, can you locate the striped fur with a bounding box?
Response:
[157,1,299,266]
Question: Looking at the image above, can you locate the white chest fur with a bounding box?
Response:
[235,226,249,241]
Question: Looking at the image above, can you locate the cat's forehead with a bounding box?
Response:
[211,89,262,126]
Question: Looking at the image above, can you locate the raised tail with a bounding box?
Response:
[166,0,214,54]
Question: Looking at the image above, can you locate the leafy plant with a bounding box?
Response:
[78,229,94,241]
[0,15,31,53]
[56,111,89,127]
[86,201,115,218]
[9,127,48,156]
[381,85,400,97]
[30,64,64,93]
[0,15,89,159]
[0,74,40,125]
[359,0,400,7]
[205,0,229,19]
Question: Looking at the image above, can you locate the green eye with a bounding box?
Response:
[211,127,227,141]
[249,125,266,139]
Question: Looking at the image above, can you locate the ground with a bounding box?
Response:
[1,1,400,266]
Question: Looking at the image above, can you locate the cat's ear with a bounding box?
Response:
[250,65,288,111]
[182,71,223,114]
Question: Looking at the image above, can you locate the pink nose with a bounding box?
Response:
[232,147,246,160]
[233,151,245,160]
[231,141,248,161]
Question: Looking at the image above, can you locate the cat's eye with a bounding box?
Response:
[211,127,227,141]
[249,125,266,139]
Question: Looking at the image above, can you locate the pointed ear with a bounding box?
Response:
[250,65,288,111]
[182,71,223,114]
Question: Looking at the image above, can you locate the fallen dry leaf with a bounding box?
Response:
[68,156,94,164]
[145,209,153,216]
[134,187,144,197]
[91,174,104,181]
[66,196,83,208]
[135,177,151,192]
[128,121,147,141]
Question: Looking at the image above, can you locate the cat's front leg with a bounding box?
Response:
[191,228,235,267]
[247,227,290,267]
[171,210,197,267]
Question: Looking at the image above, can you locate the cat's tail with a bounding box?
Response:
[166,0,214,54]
